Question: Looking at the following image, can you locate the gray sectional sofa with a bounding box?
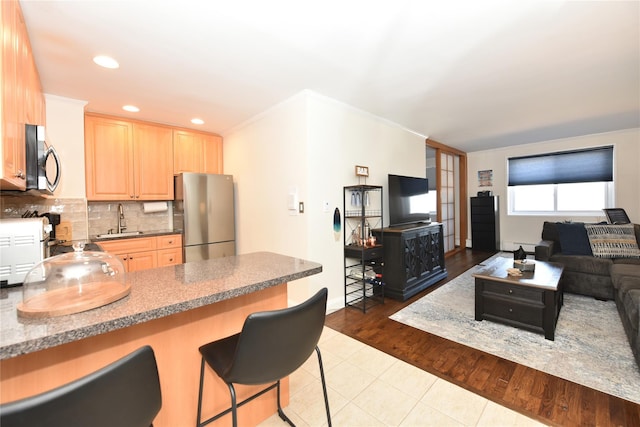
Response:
[535,221,640,369]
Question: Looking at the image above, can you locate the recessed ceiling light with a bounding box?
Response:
[191,118,204,125]
[93,55,119,69]
[122,105,140,112]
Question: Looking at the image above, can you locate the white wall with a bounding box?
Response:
[224,90,427,310]
[223,93,309,254]
[223,93,312,304]
[44,94,87,198]
[467,128,640,251]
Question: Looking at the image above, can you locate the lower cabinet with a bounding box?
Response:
[156,234,183,267]
[98,234,182,272]
[373,223,447,301]
[124,250,157,272]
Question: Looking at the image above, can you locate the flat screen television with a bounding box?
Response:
[388,174,430,227]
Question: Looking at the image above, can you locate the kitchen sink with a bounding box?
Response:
[95,231,143,239]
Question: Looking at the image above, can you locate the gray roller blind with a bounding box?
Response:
[508,146,613,186]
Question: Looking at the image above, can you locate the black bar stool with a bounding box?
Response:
[0,345,162,427]
[196,287,331,427]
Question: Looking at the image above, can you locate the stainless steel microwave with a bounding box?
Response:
[25,124,61,194]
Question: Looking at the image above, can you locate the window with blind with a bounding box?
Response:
[507,146,614,215]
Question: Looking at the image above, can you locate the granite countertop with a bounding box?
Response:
[0,252,322,360]
[89,230,181,242]
[49,230,181,254]
[50,241,103,256]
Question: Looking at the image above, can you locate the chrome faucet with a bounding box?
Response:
[117,203,127,233]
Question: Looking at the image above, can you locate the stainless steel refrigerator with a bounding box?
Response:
[173,173,235,262]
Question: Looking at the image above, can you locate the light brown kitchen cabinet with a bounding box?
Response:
[98,234,182,272]
[84,116,132,200]
[98,236,158,273]
[98,236,157,254]
[84,114,173,201]
[1,0,45,190]
[157,248,181,267]
[125,250,158,272]
[173,129,223,174]
[172,130,199,174]
[132,122,174,200]
[203,133,223,174]
[157,234,181,249]
[157,234,183,267]
[1,0,23,190]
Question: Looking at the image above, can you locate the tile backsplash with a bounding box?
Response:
[1,195,172,241]
[1,195,89,240]
[87,201,172,236]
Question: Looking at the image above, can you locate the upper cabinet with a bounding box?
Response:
[202,133,223,174]
[85,114,173,201]
[84,114,224,201]
[1,0,45,190]
[132,123,174,199]
[173,129,223,175]
[84,116,132,200]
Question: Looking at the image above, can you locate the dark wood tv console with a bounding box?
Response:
[373,223,447,301]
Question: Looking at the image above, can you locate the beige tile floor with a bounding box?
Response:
[259,327,547,427]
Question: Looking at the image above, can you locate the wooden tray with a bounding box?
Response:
[17,282,131,318]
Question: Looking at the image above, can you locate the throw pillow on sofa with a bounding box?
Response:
[556,222,593,255]
[585,224,640,259]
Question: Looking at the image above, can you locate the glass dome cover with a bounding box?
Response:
[17,243,130,318]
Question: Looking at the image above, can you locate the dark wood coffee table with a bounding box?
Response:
[473,257,564,340]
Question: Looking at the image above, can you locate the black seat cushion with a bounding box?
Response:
[0,346,161,427]
[199,288,327,386]
[199,333,240,381]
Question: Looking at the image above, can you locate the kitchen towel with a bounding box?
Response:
[143,202,168,213]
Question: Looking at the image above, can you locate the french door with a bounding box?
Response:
[426,139,467,255]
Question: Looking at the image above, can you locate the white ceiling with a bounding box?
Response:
[20,0,640,153]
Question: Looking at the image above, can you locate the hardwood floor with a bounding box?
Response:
[325,249,640,427]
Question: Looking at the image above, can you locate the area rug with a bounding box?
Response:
[390,253,640,404]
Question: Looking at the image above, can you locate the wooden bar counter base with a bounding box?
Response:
[0,252,322,427]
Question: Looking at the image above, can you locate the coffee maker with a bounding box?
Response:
[41,213,61,240]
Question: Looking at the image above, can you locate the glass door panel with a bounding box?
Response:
[428,140,466,256]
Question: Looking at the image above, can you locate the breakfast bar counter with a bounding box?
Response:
[0,251,322,426]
